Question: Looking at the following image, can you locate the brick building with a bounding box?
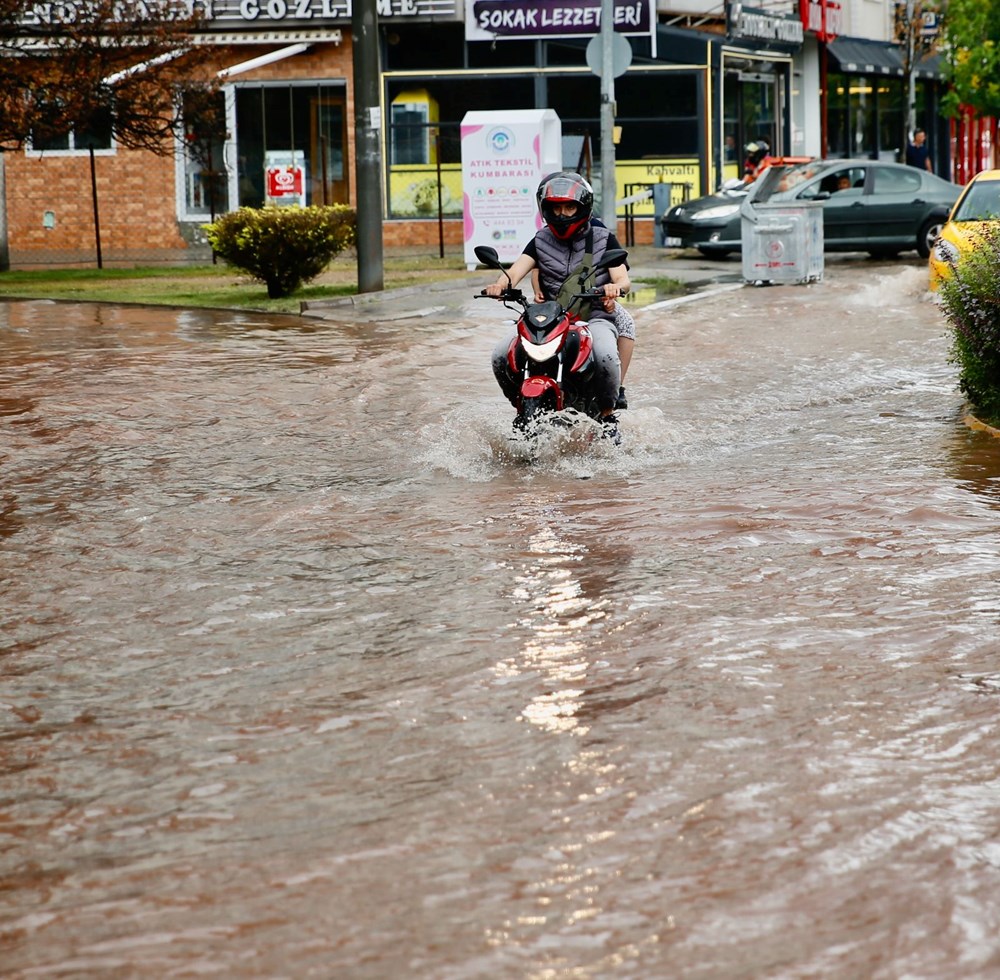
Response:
[0,1,947,269]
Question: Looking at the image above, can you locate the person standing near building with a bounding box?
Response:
[906,129,932,173]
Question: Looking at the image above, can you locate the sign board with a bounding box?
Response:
[264,152,307,207]
[799,0,840,43]
[585,32,633,77]
[727,2,804,45]
[460,109,562,268]
[465,0,654,41]
[15,1,463,39]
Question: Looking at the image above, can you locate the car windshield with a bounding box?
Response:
[953,181,1000,222]
[775,162,821,191]
[751,162,818,202]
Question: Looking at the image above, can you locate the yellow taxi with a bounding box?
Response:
[929,169,1000,290]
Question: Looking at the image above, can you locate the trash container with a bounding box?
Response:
[740,196,824,285]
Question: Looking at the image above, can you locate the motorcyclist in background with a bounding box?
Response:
[743,139,772,182]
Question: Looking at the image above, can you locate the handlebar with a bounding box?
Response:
[476,288,525,302]
[476,287,622,301]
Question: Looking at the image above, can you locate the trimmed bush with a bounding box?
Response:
[205,205,357,299]
[939,223,1000,423]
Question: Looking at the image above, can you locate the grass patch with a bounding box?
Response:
[0,253,687,314]
[632,275,686,295]
[0,254,472,314]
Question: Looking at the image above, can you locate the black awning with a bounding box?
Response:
[914,51,942,80]
[827,37,903,75]
[827,36,942,80]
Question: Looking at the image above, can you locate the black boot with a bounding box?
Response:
[600,413,622,446]
[616,386,628,410]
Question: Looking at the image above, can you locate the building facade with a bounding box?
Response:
[0,0,947,268]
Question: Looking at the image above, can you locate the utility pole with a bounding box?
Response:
[352,0,383,292]
[895,0,920,160]
[599,0,617,230]
[906,0,917,135]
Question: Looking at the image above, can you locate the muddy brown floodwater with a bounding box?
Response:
[4,261,1000,978]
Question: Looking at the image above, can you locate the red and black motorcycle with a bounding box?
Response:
[475,244,626,436]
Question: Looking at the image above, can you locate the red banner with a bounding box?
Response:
[800,0,840,42]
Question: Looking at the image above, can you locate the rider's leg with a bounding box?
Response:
[611,301,635,409]
[589,320,621,418]
[618,337,634,382]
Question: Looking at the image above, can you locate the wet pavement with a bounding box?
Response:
[6,252,1000,978]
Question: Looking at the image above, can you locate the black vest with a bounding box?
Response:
[534,223,613,319]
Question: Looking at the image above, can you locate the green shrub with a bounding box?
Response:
[939,223,1000,423]
[204,205,357,298]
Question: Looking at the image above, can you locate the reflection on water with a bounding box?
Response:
[5,270,1000,977]
[494,517,615,739]
[946,415,1000,505]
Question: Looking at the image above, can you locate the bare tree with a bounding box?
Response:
[0,0,221,152]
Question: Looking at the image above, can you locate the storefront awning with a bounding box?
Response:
[827,36,942,80]
[218,43,312,79]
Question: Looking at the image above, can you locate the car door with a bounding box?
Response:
[863,165,925,248]
[796,167,868,245]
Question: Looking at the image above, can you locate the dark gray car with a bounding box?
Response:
[661,159,959,259]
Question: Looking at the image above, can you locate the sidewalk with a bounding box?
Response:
[300,244,746,321]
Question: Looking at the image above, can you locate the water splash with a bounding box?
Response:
[417,403,690,481]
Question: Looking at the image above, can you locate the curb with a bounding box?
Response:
[962,414,1000,439]
[301,272,740,319]
[639,281,744,312]
[300,274,481,313]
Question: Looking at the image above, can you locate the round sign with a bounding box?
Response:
[585,33,633,79]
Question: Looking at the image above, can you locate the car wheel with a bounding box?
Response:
[918,216,944,259]
[696,246,733,259]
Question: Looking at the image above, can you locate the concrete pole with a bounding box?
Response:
[906,0,917,134]
[0,153,9,272]
[352,0,383,293]
[599,0,617,231]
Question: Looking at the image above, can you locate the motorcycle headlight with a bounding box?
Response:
[521,336,562,362]
[692,204,741,221]
[932,239,961,266]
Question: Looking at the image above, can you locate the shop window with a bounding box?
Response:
[391,90,439,166]
[383,23,467,70]
[180,91,228,219]
[827,72,904,161]
[233,82,348,210]
[615,73,700,157]
[384,69,705,219]
[876,80,905,161]
[385,76,533,219]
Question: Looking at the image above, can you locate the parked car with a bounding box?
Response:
[661,159,959,260]
[928,169,1000,290]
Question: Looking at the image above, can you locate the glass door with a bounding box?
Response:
[311,97,348,206]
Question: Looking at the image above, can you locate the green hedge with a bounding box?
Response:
[939,224,1000,424]
[205,205,357,299]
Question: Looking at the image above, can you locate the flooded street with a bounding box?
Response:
[4,259,1000,978]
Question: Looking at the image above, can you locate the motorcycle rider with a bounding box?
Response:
[531,213,635,409]
[743,139,772,182]
[484,171,630,435]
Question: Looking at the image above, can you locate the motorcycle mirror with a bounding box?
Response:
[597,248,628,269]
[474,245,502,268]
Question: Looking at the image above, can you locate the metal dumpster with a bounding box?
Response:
[740,177,824,285]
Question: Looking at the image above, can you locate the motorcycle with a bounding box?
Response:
[475,244,627,442]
